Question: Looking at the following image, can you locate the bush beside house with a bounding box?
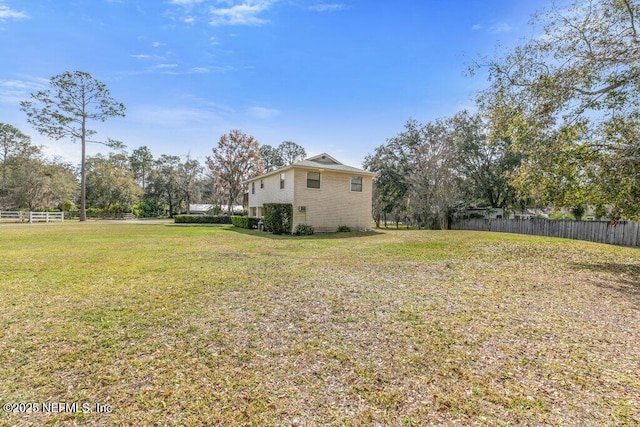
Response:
[231,216,261,229]
[174,215,233,224]
[263,203,293,234]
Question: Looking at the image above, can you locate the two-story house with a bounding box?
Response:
[244,153,375,232]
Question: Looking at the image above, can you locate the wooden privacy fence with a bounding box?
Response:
[451,218,640,247]
[0,211,64,223]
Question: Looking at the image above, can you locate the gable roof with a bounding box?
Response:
[306,153,342,165]
[244,153,375,183]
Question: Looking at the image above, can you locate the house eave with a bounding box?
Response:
[243,163,375,185]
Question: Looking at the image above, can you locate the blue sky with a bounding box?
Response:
[1,0,553,169]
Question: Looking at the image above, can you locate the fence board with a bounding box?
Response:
[0,211,64,223]
[452,218,640,248]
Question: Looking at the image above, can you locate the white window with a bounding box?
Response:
[306,171,321,189]
[280,173,285,189]
[350,176,363,192]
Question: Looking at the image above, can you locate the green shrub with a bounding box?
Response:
[571,204,586,220]
[295,223,315,235]
[133,198,165,218]
[594,205,607,220]
[58,200,76,212]
[174,215,233,224]
[336,225,351,232]
[207,205,222,216]
[231,216,261,229]
[263,203,292,234]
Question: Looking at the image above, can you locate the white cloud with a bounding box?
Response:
[128,104,223,127]
[141,65,229,75]
[248,106,280,119]
[154,63,179,69]
[488,22,513,33]
[471,23,482,31]
[152,41,162,48]
[0,77,47,104]
[209,0,274,26]
[0,3,28,20]
[1,79,31,89]
[167,0,203,5]
[308,3,345,12]
[131,54,151,59]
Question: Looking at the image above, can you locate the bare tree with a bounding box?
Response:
[277,141,306,165]
[206,130,262,214]
[178,156,203,214]
[259,144,284,172]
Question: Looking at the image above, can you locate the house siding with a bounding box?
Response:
[292,169,372,232]
[248,169,295,210]
[245,157,374,233]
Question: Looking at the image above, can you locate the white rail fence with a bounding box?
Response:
[0,211,64,223]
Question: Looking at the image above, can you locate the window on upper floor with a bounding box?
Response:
[251,182,255,194]
[306,171,321,189]
[350,176,363,192]
[280,173,285,189]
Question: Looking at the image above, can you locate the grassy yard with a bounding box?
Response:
[0,222,639,426]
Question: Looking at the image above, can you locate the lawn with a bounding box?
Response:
[0,222,639,426]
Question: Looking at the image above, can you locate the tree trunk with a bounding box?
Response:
[79,121,87,222]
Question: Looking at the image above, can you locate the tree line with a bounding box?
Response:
[365,0,640,227]
[4,0,638,225]
[6,70,308,220]
[0,122,307,217]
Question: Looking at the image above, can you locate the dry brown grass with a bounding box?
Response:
[0,223,638,426]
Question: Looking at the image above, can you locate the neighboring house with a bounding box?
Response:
[244,153,375,232]
[188,204,243,214]
[188,204,214,215]
[514,208,549,219]
[465,207,505,219]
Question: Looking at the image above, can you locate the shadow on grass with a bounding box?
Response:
[166,223,232,227]
[228,227,383,240]
[572,261,640,302]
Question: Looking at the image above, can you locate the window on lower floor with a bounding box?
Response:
[351,176,363,192]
